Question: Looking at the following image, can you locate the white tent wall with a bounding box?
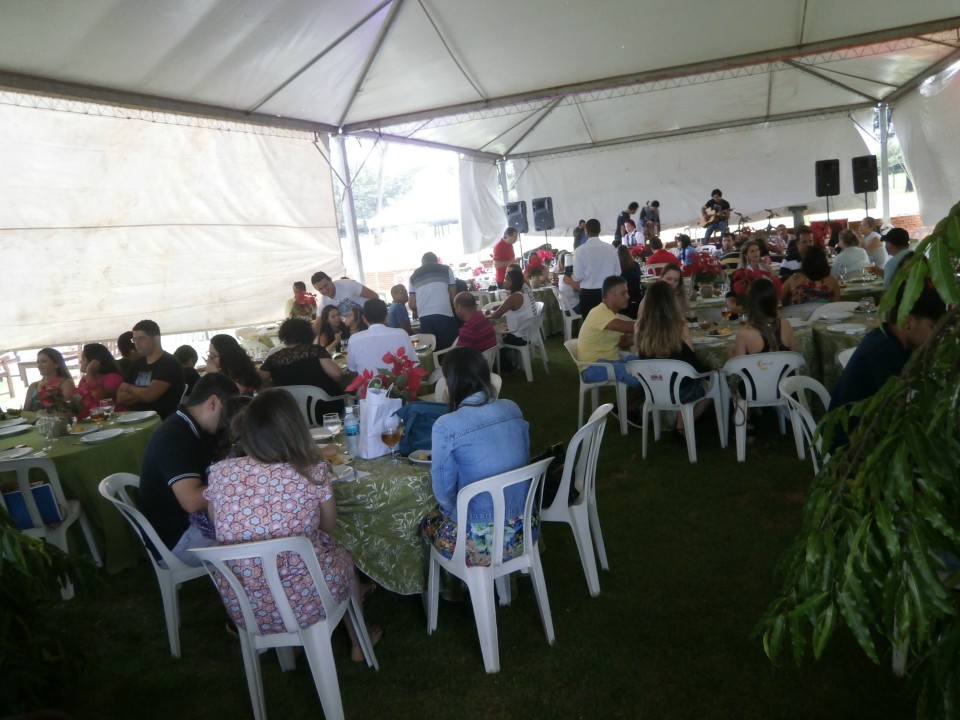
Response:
[458,157,503,254]
[0,96,342,350]
[513,115,871,235]
[893,64,960,224]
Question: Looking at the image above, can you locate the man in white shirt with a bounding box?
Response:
[310,271,378,335]
[409,252,458,351]
[347,298,419,377]
[572,218,621,318]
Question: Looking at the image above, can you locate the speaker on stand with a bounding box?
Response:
[532,196,555,232]
[815,159,840,220]
[505,201,528,234]
[852,155,878,213]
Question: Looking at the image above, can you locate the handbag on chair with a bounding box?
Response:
[395,401,448,456]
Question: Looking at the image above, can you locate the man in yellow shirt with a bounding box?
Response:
[578,276,640,389]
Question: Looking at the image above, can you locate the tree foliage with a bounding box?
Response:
[760,201,960,718]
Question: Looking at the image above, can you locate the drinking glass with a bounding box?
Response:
[37,416,56,453]
[99,398,115,422]
[859,297,876,314]
[380,416,403,465]
[322,412,342,446]
[721,308,733,327]
[89,406,105,424]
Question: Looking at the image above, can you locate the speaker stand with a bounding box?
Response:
[863,192,869,214]
[825,196,831,222]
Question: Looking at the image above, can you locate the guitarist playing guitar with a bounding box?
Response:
[701,188,731,244]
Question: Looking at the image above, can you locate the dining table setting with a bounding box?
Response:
[0,409,162,573]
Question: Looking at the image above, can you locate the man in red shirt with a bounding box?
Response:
[493,227,519,286]
[644,237,680,267]
[453,292,497,351]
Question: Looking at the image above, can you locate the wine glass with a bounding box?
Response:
[89,406,105,424]
[380,415,403,465]
[99,399,115,423]
[721,308,733,327]
[37,416,56,454]
[322,412,342,447]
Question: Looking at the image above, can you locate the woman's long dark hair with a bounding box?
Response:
[210,334,262,391]
[317,304,345,347]
[81,343,122,376]
[746,278,781,352]
[801,245,831,281]
[504,268,525,294]
[239,389,321,477]
[38,348,71,379]
[441,347,494,412]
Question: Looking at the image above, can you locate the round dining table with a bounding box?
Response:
[330,456,435,595]
[0,411,161,574]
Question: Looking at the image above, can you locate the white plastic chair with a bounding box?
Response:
[426,458,554,674]
[563,339,628,436]
[191,537,378,720]
[779,375,831,469]
[643,262,670,278]
[721,351,806,462]
[836,347,856,369]
[533,300,545,315]
[541,404,612,597]
[239,339,270,361]
[411,333,437,352]
[551,286,582,342]
[482,301,503,315]
[280,385,352,428]
[1,456,102,599]
[625,359,727,463]
[808,301,859,321]
[98,473,206,657]
[235,327,261,341]
[501,314,549,382]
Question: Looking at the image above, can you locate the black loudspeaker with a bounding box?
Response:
[532,196,555,231]
[815,159,840,197]
[852,155,879,194]
[505,201,528,233]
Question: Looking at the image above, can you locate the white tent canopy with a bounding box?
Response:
[1,1,959,348]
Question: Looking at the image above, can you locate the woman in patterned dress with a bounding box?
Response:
[204,388,379,661]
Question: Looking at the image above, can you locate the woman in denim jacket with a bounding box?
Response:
[421,347,531,565]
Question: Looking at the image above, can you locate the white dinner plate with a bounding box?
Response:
[115,411,157,424]
[310,427,334,441]
[409,449,432,464]
[818,312,851,323]
[332,464,355,481]
[692,336,722,345]
[698,297,725,305]
[66,424,101,437]
[0,446,33,460]
[0,424,31,438]
[828,323,867,334]
[0,417,27,430]
[80,428,125,444]
[327,452,354,467]
[788,319,811,329]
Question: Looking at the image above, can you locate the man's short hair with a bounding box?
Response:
[185,372,239,408]
[883,227,910,249]
[797,226,813,238]
[293,281,306,292]
[454,292,477,310]
[421,252,438,264]
[585,218,601,237]
[117,331,135,354]
[650,200,660,208]
[889,276,945,324]
[362,298,388,324]
[648,236,663,250]
[173,345,198,365]
[504,227,518,238]
[627,202,639,211]
[711,188,722,197]
[602,275,627,296]
[390,284,407,299]
[310,271,331,285]
[132,319,160,337]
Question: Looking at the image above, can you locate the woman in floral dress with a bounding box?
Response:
[23,347,76,412]
[204,388,378,661]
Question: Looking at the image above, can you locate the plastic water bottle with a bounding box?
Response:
[344,406,360,456]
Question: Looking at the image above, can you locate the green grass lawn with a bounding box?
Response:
[51,337,911,719]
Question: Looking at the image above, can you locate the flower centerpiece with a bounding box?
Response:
[37,382,77,415]
[526,249,553,288]
[683,252,725,293]
[345,347,428,402]
[289,290,318,320]
[629,245,647,259]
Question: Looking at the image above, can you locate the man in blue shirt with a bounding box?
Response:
[882,227,912,290]
[387,284,413,334]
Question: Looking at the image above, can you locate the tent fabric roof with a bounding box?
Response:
[1,1,958,160]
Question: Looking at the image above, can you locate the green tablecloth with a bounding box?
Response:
[532,287,563,337]
[331,457,435,595]
[0,413,161,574]
[839,279,884,303]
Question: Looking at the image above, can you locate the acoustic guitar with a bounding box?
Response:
[700,206,731,227]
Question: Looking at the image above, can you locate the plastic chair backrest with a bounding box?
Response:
[779,379,826,470]
[564,339,580,362]
[779,375,831,415]
[643,263,670,278]
[626,359,704,408]
[514,313,545,344]
[808,301,860,321]
[239,339,269,360]
[722,352,805,403]
[480,344,499,371]
[98,473,195,573]
[413,333,437,352]
[190,536,342,636]
[280,385,345,427]
[451,459,552,567]
[0,457,67,535]
[836,347,856,369]
[533,301,544,315]
[235,327,260,341]
[433,374,501,404]
[544,404,611,512]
